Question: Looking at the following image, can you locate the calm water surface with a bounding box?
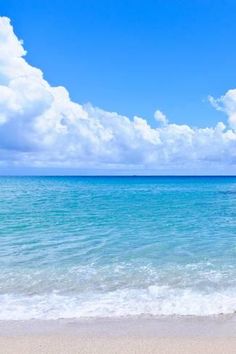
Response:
[0,176,236,319]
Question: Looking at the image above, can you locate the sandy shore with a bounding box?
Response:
[0,317,236,354]
[1,336,236,354]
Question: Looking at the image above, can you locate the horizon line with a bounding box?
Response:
[1,175,236,178]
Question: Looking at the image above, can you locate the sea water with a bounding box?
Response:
[0,176,236,319]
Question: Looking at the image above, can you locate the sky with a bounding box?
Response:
[1,0,236,175]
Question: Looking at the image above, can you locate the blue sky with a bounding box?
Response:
[2,0,236,127]
[1,1,236,174]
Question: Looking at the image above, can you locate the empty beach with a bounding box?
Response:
[1,317,236,353]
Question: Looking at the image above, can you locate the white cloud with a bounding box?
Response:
[154,110,168,126]
[1,16,236,173]
[209,90,236,130]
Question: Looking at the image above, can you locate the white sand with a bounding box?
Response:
[1,336,236,354]
[0,317,236,354]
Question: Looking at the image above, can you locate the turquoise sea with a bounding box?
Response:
[0,176,236,319]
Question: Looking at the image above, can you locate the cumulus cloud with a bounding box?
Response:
[1,16,236,173]
[209,90,236,130]
[154,110,168,126]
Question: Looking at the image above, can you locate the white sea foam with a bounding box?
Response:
[0,286,236,320]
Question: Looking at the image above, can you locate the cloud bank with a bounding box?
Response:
[1,16,236,173]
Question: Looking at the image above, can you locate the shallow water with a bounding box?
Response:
[0,176,236,319]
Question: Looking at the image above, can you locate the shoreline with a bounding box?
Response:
[1,317,236,353]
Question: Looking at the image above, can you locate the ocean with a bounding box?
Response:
[0,176,236,319]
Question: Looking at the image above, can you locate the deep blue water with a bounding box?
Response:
[0,176,236,319]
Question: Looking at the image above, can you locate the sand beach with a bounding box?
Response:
[0,317,236,354]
